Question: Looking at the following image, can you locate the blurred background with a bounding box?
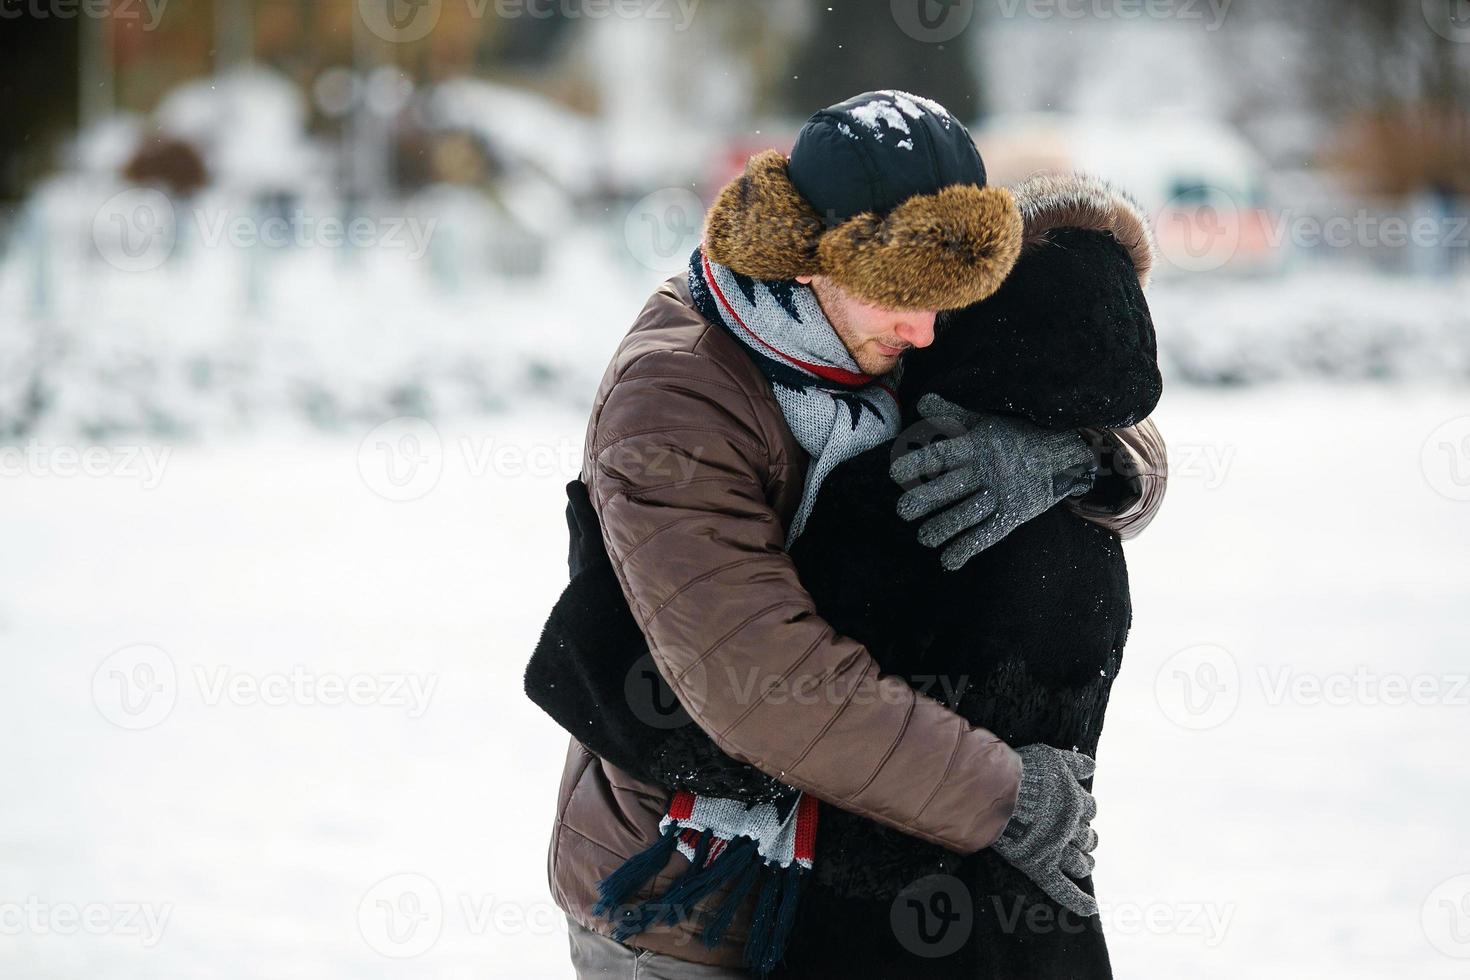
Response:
[1,1,1468,978]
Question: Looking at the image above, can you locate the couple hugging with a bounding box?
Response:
[528,89,1167,979]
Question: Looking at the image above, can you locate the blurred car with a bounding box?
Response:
[977,111,1282,277]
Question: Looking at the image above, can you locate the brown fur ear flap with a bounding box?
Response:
[1012,173,1156,288]
[702,150,825,280]
[816,185,1023,311]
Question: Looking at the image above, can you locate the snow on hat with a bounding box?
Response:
[702,89,1022,311]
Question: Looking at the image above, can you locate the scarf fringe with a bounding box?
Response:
[593,824,810,976]
[743,862,808,975]
[657,834,758,921]
[591,828,677,924]
[699,854,763,947]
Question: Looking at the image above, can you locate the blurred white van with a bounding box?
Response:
[976,112,1281,277]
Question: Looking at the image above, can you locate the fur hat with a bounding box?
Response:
[1011,171,1156,288]
[702,90,1023,312]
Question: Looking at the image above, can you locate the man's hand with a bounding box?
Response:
[889,394,1098,571]
[989,745,1100,917]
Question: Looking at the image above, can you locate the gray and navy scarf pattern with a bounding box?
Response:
[688,245,904,546]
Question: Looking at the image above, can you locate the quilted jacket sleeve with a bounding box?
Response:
[587,344,1021,854]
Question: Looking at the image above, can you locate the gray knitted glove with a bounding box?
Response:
[990,745,1100,917]
[890,394,1099,571]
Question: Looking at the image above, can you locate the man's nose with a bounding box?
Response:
[894,312,938,349]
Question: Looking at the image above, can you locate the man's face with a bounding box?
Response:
[800,274,939,375]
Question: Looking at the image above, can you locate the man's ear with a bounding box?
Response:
[795,274,814,285]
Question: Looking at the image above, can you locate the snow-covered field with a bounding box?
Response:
[2,383,1468,978]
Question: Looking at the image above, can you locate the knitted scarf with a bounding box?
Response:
[692,246,903,545]
[591,246,903,974]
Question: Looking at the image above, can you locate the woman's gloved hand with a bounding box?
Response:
[990,744,1100,917]
[889,394,1099,571]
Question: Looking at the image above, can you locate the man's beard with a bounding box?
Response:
[830,315,903,376]
[852,345,902,375]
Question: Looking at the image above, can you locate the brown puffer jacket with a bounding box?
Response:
[547,274,1167,967]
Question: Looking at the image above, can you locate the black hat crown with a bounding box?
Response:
[788,90,989,226]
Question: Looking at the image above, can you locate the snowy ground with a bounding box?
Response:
[2,384,1468,979]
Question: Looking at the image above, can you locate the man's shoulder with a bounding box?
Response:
[597,274,761,400]
[581,274,781,481]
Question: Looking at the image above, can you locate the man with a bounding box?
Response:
[548,90,1165,978]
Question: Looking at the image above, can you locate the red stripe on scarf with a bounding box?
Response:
[668,789,696,821]
[701,250,877,389]
[794,793,819,864]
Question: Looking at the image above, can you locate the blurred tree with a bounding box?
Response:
[123,135,209,196]
[485,6,577,68]
[1287,0,1470,195]
[776,0,985,121]
[0,14,76,202]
